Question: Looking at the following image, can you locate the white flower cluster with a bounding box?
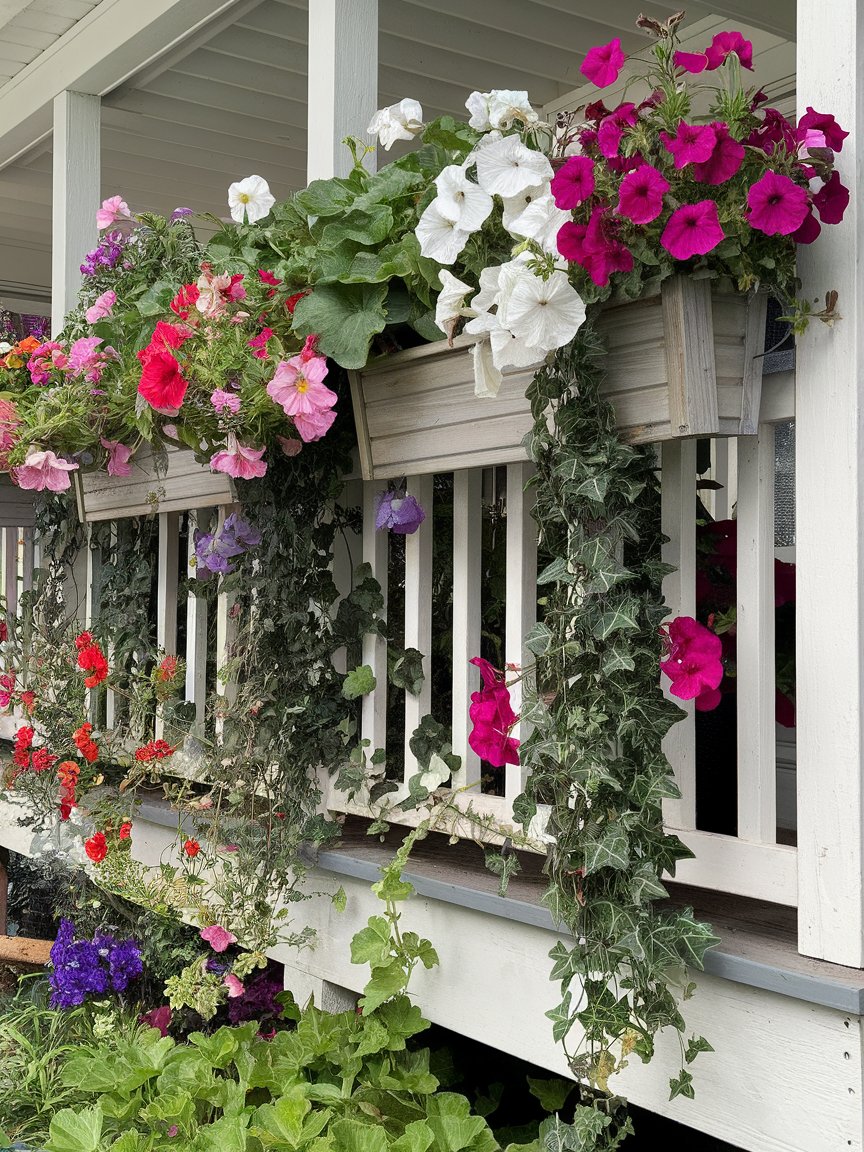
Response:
[367,98,424,150]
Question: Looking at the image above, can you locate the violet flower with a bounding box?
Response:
[193,513,262,578]
[375,490,426,534]
[49,919,142,1008]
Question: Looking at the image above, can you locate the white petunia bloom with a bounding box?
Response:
[434,270,474,337]
[501,185,547,232]
[471,337,503,398]
[476,135,553,198]
[228,175,275,223]
[434,165,493,233]
[466,89,539,131]
[367,98,424,150]
[507,193,572,253]
[416,199,470,264]
[499,267,587,353]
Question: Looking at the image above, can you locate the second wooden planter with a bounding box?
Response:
[349,276,768,481]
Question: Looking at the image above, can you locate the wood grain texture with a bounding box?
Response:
[661,274,718,436]
[0,475,35,528]
[78,445,235,522]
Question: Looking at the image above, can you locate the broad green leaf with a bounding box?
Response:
[526,1076,575,1114]
[388,647,425,695]
[329,1120,390,1152]
[424,1093,496,1152]
[375,994,430,1048]
[592,601,641,640]
[342,664,377,700]
[189,1026,240,1069]
[319,204,394,250]
[135,280,175,317]
[292,282,388,370]
[294,178,357,218]
[582,824,630,874]
[350,914,392,967]
[46,1106,103,1152]
[391,1121,435,1152]
[360,958,409,1013]
[193,1115,251,1152]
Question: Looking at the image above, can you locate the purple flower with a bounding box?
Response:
[375,490,426,535]
[49,919,141,1008]
[194,514,261,577]
[170,207,194,221]
[228,964,285,1025]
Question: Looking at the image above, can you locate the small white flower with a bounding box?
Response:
[475,135,553,198]
[0,341,11,355]
[466,90,539,131]
[501,185,546,232]
[367,98,423,150]
[416,199,470,264]
[499,267,586,354]
[507,193,572,253]
[228,175,275,224]
[471,338,503,398]
[434,165,493,233]
[434,270,473,338]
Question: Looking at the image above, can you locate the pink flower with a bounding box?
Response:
[691,123,745,185]
[96,195,131,230]
[468,657,519,768]
[277,435,303,457]
[14,450,78,493]
[674,50,711,74]
[85,289,116,325]
[293,407,337,443]
[258,269,281,285]
[660,616,723,702]
[660,200,725,260]
[596,103,637,159]
[797,107,848,152]
[195,267,246,319]
[27,342,67,386]
[67,336,110,383]
[210,435,267,480]
[100,439,133,477]
[662,122,717,169]
[813,171,849,225]
[746,171,809,236]
[140,1005,172,1036]
[200,924,237,952]
[550,156,595,209]
[695,687,722,712]
[704,31,753,70]
[616,164,669,224]
[0,672,16,710]
[223,973,245,998]
[557,221,588,264]
[210,388,241,415]
[248,327,274,359]
[793,208,821,245]
[580,37,626,88]
[266,352,337,419]
[559,207,633,287]
[748,108,796,156]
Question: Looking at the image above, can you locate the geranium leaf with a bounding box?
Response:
[292,282,388,370]
[342,664,377,700]
[45,1106,103,1152]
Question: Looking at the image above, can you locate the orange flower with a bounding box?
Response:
[12,336,40,356]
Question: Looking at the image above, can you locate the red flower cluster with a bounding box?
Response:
[57,760,80,821]
[74,722,99,763]
[183,838,201,858]
[134,739,174,763]
[169,282,200,320]
[31,748,56,773]
[118,821,132,840]
[155,655,179,682]
[12,725,34,769]
[660,617,724,710]
[84,831,108,863]
[137,321,191,415]
[76,632,109,689]
[468,657,520,768]
[19,689,35,715]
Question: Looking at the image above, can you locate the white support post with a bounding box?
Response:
[185,511,208,728]
[306,0,378,182]
[504,463,537,801]
[735,431,776,844]
[3,529,17,619]
[660,440,697,831]
[52,91,100,334]
[215,505,239,731]
[451,470,483,792]
[403,474,434,778]
[156,513,179,739]
[796,0,864,965]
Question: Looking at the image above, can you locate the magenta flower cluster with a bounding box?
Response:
[49,918,143,1009]
[553,29,848,286]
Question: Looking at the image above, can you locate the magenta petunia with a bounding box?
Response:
[550,156,595,210]
[797,107,848,153]
[596,102,637,159]
[563,208,634,286]
[792,208,821,245]
[748,108,797,156]
[660,201,725,261]
[812,170,849,225]
[580,37,626,88]
[746,171,809,236]
[673,50,709,74]
[557,221,589,264]
[468,657,519,767]
[704,30,753,70]
[691,123,745,185]
[661,122,717,169]
[661,616,724,702]
[616,164,669,224]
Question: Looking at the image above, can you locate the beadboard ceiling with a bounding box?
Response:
[0,0,796,305]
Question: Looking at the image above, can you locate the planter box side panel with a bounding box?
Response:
[596,295,674,443]
[79,447,236,522]
[0,477,36,528]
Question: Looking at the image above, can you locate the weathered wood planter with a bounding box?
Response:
[349,276,768,480]
[75,444,235,522]
[0,474,36,528]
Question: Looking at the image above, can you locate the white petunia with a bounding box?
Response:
[501,185,547,232]
[507,193,572,253]
[499,267,586,354]
[434,165,493,233]
[471,338,503,398]
[367,98,424,150]
[0,341,11,355]
[466,89,539,131]
[416,199,470,264]
[466,294,544,373]
[434,270,473,338]
[466,91,493,131]
[228,175,275,223]
[475,135,553,198]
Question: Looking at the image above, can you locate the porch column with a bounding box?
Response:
[306,0,378,182]
[796,0,864,965]
[51,90,100,334]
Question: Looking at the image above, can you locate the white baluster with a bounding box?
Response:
[505,462,537,803]
[155,511,180,739]
[403,474,434,778]
[361,482,388,766]
[185,511,209,729]
[451,470,482,792]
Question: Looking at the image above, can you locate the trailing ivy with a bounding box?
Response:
[511,326,719,1108]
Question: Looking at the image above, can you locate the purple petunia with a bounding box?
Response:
[80,230,128,278]
[194,512,262,577]
[49,919,142,1009]
[375,490,426,535]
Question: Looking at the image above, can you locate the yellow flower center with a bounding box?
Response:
[295,376,309,394]
[239,192,251,204]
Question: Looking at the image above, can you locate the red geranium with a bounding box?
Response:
[75,633,109,689]
[13,725,34,769]
[137,322,191,414]
[183,838,201,858]
[57,761,80,821]
[84,831,108,863]
[169,283,200,320]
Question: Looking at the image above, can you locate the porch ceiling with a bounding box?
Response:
[0,0,796,302]
[0,0,105,87]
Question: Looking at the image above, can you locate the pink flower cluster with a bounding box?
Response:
[27,336,117,387]
[467,657,520,767]
[556,29,849,284]
[660,616,724,712]
[266,335,337,443]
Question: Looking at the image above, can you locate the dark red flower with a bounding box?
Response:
[797,107,848,153]
[812,171,850,225]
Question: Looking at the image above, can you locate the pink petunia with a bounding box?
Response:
[695,687,723,712]
[660,201,725,261]
[691,123,745,185]
[662,122,717,169]
[550,156,595,210]
[468,656,519,767]
[257,269,281,286]
[596,103,637,159]
[797,107,848,152]
[223,973,245,998]
[100,439,134,477]
[85,289,116,325]
[27,342,67,386]
[293,407,337,443]
[96,195,131,231]
[616,164,669,224]
[580,37,626,88]
[674,50,710,74]
[575,207,634,286]
[661,616,724,702]
[704,31,753,71]
[812,171,849,225]
[200,924,237,952]
[793,208,821,245]
[266,352,336,419]
[746,171,809,236]
[277,435,303,457]
[210,388,241,415]
[210,436,267,480]
[14,450,78,493]
[557,221,589,264]
[248,327,274,359]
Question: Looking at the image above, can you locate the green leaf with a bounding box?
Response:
[330,1118,390,1152]
[526,1076,575,1114]
[388,647,425,695]
[332,885,347,913]
[375,995,430,1048]
[592,600,641,640]
[350,914,392,967]
[46,1106,103,1152]
[360,958,409,1013]
[342,664,377,700]
[684,1034,714,1064]
[582,825,630,874]
[669,1069,695,1100]
[424,1094,496,1152]
[292,282,388,370]
[134,280,175,317]
[319,203,394,249]
[391,1121,435,1152]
